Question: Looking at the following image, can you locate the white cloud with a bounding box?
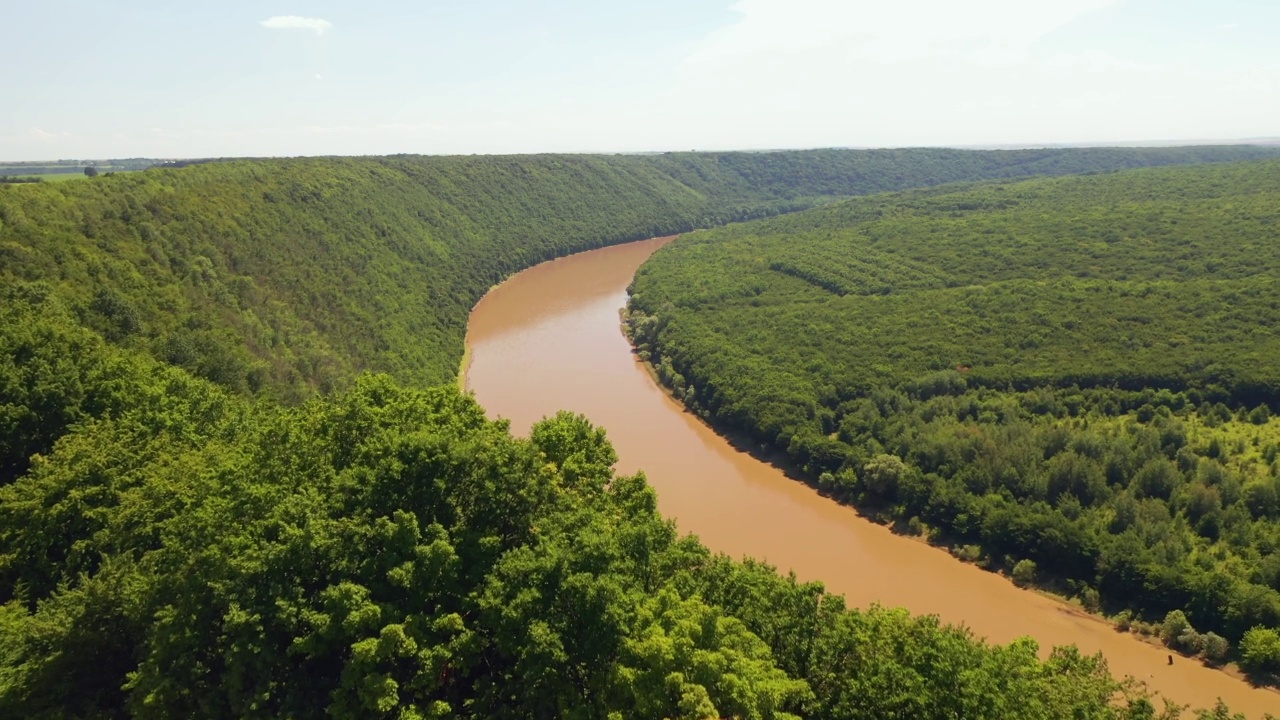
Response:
[1047,49,1163,74]
[260,16,332,36]
[1217,23,1239,31]
[686,0,1120,68]
[649,0,1270,151]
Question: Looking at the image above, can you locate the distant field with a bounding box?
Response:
[2,169,140,183]
[12,172,84,182]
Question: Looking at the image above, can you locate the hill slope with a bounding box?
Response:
[628,159,1280,668]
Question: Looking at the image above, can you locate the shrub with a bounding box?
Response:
[1176,628,1206,655]
[1012,559,1037,587]
[1200,632,1230,664]
[1239,626,1280,675]
[1160,610,1193,648]
[907,515,925,536]
[1113,609,1134,632]
[1079,585,1101,613]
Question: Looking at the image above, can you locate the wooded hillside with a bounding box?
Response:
[628,159,1280,678]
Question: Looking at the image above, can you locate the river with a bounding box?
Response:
[463,235,1279,717]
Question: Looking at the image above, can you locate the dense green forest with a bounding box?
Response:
[627,158,1280,681]
[5,147,1273,484]
[0,366,1182,719]
[5,147,1280,717]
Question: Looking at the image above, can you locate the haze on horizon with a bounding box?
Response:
[4,0,1277,161]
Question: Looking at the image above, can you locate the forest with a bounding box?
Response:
[627,158,1280,684]
[4,146,1280,717]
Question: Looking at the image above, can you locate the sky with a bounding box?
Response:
[2,0,1277,160]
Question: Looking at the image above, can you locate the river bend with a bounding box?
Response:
[463,236,1279,717]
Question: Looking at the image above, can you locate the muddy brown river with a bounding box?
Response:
[464,236,1279,717]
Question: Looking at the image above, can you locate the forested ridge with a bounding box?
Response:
[4,146,1280,718]
[627,158,1280,685]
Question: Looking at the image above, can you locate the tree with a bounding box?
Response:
[1133,459,1179,500]
[1194,699,1248,720]
[862,454,908,498]
[529,411,618,493]
[1238,626,1280,676]
[83,166,98,177]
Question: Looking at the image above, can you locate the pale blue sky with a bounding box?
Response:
[3,0,1277,160]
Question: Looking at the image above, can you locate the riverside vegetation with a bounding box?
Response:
[4,147,1280,718]
[626,158,1280,691]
